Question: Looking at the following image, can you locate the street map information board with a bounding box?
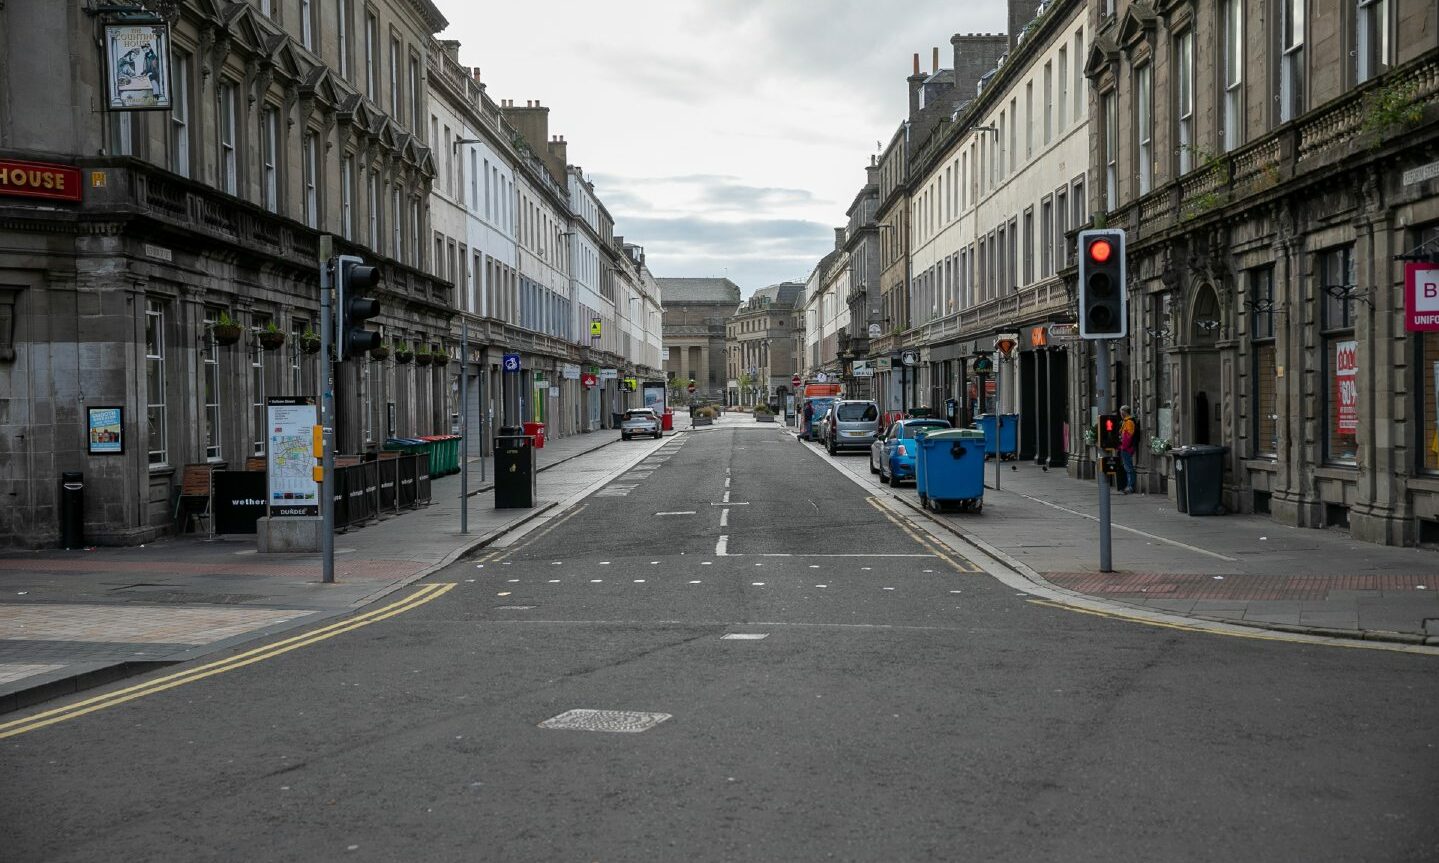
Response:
[266,396,318,517]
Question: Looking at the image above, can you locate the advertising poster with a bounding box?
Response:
[104,23,172,110]
[642,382,666,414]
[1335,340,1359,434]
[87,406,123,455]
[266,397,318,517]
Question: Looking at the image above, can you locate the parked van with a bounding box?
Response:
[824,399,881,455]
[801,396,838,441]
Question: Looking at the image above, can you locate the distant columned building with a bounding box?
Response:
[658,277,741,401]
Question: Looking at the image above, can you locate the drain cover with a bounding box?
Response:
[538,709,671,733]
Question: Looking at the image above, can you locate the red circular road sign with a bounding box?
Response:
[791,375,802,387]
[686,384,696,393]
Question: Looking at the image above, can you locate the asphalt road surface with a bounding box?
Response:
[4,425,1437,862]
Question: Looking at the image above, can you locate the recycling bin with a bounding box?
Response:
[1172,445,1229,516]
[914,429,986,513]
[494,434,537,508]
[975,414,1018,460]
[522,422,546,449]
[60,471,84,549]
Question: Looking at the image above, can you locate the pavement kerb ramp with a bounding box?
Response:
[882,490,1439,649]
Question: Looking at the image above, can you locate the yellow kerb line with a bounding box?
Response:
[0,583,455,740]
[866,497,982,573]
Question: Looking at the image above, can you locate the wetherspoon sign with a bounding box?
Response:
[1405,263,1439,332]
[0,159,82,202]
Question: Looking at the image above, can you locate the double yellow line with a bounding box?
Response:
[0,582,455,740]
[866,497,983,573]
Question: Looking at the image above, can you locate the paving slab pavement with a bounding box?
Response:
[0,419,699,712]
[795,428,1439,645]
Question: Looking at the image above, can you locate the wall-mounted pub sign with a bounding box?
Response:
[104,22,172,110]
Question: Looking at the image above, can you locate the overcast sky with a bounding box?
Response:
[435,1,1007,297]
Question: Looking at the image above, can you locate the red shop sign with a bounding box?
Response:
[0,159,82,202]
[580,373,598,389]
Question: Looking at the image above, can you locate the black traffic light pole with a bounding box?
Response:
[319,239,335,585]
[1078,228,1126,574]
[1095,339,1113,572]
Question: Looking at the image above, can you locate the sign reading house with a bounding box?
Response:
[0,159,82,202]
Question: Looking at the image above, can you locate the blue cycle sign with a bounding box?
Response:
[502,353,521,372]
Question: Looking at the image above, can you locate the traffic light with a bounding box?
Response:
[336,255,381,360]
[1098,413,1121,450]
[1077,229,1126,339]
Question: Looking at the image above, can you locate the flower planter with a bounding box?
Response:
[693,417,714,427]
[212,324,244,346]
[299,337,322,355]
[754,413,776,423]
[368,347,390,362]
[431,353,450,366]
[394,350,414,364]
[258,332,286,351]
[414,352,433,366]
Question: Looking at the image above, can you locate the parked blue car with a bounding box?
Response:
[870,418,952,485]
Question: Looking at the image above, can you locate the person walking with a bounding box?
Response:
[1118,405,1138,494]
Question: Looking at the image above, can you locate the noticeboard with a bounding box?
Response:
[266,397,318,517]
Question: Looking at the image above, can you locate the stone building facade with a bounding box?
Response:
[659,277,740,403]
[1080,0,1439,545]
[725,283,803,407]
[0,0,450,547]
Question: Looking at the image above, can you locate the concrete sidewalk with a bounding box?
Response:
[822,433,1439,644]
[0,420,693,712]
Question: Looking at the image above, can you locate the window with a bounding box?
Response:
[409,52,422,131]
[998,111,1006,179]
[442,123,451,196]
[1008,98,1017,173]
[1040,197,1053,277]
[1055,188,1068,268]
[365,11,378,101]
[300,0,314,50]
[1356,0,1390,83]
[1074,29,1085,122]
[218,81,237,194]
[410,198,420,267]
[145,300,167,466]
[1176,30,1195,172]
[261,107,279,212]
[1249,267,1277,457]
[996,224,1007,299]
[1058,47,1069,130]
[303,132,319,228]
[252,317,268,457]
[1280,0,1305,123]
[290,318,309,395]
[1025,81,1034,158]
[389,35,401,117]
[1092,91,1112,213]
[367,168,379,249]
[1008,217,1018,295]
[1223,0,1244,151]
[336,0,351,80]
[1137,64,1153,194]
[1043,61,1053,144]
[201,308,224,461]
[1319,246,1357,464]
[341,156,354,239]
[1072,177,1086,232]
[108,111,136,157]
[1023,208,1034,285]
[391,185,402,257]
[170,51,191,177]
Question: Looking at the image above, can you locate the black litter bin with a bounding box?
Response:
[494,434,536,509]
[1172,445,1228,516]
[60,471,84,549]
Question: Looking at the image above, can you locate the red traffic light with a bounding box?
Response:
[1088,239,1113,264]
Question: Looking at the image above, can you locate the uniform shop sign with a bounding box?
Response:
[0,159,82,202]
[1404,263,1439,331]
[1335,340,1359,434]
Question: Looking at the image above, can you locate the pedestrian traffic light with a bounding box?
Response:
[336,254,381,360]
[1078,229,1126,339]
[1098,413,1121,450]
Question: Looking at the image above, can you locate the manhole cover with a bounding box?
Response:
[538,709,671,733]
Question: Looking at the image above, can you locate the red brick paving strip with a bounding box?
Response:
[0,559,427,581]
[1046,572,1436,600]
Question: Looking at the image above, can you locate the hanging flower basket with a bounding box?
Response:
[393,342,413,364]
[299,331,322,355]
[211,324,243,346]
[368,344,390,361]
[430,349,450,366]
[414,350,433,366]
[258,329,286,350]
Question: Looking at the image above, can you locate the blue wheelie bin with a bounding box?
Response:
[915,428,987,513]
[974,414,1018,460]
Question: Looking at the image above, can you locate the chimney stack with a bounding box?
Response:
[933,46,940,73]
[952,33,1011,98]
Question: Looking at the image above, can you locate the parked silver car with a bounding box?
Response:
[620,408,662,440]
[824,399,880,455]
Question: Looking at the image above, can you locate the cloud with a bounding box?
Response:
[589,172,820,217]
